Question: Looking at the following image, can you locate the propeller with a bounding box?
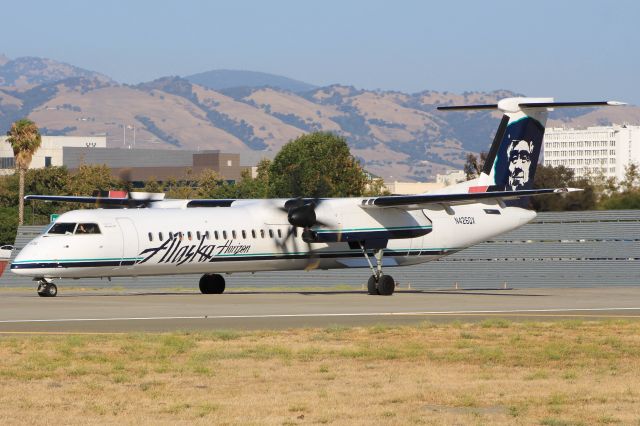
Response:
[274,197,330,271]
[280,197,329,243]
[118,169,159,208]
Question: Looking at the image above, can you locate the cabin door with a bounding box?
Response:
[116,218,139,269]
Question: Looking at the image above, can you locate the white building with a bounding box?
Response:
[384,181,445,194]
[0,136,107,175]
[543,125,640,182]
[436,169,466,186]
[384,170,467,194]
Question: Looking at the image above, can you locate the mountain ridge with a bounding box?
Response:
[0,54,636,182]
[186,69,317,93]
[0,55,112,88]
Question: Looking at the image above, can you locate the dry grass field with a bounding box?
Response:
[0,320,639,425]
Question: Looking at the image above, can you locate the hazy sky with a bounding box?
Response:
[3,0,639,103]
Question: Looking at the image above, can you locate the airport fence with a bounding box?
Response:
[1,209,638,290]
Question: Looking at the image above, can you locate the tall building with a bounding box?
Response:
[543,125,640,182]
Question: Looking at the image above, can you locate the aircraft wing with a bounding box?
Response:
[24,195,237,208]
[25,188,579,210]
[25,195,137,206]
[359,188,581,210]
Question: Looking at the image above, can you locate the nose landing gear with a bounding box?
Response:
[36,279,58,297]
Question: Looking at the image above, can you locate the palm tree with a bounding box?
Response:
[6,118,41,225]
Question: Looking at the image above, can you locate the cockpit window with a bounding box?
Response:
[48,223,77,235]
[75,223,101,234]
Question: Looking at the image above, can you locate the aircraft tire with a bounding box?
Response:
[37,282,57,297]
[46,283,58,297]
[210,274,225,294]
[199,274,226,294]
[377,275,395,296]
[367,275,379,295]
[37,282,47,297]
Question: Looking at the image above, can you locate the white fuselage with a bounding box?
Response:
[11,198,535,280]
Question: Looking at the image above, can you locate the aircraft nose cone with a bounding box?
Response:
[10,243,39,275]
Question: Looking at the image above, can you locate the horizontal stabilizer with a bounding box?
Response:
[518,101,626,108]
[437,100,626,112]
[437,104,498,111]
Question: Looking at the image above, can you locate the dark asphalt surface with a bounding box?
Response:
[0,286,639,332]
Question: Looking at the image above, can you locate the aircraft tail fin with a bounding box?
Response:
[438,99,625,192]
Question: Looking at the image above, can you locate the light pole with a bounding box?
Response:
[126,125,136,147]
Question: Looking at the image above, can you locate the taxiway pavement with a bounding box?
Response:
[0,286,639,333]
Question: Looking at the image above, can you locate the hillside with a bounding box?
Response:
[186,69,317,93]
[0,55,637,181]
[0,55,111,88]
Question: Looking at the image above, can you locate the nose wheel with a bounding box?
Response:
[37,280,58,297]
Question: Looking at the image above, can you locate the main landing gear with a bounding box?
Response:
[359,244,395,296]
[36,279,58,297]
[199,273,226,294]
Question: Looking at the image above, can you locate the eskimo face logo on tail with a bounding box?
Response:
[507,139,534,190]
[490,116,544,192]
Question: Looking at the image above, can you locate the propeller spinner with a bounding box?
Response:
[281,198,328,243]
[274,197,330,271]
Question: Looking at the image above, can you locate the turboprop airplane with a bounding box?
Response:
[11,97,624,297]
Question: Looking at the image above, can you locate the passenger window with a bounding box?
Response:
[277,229,282,238]
[196,231,201,240]
[48,223,77,235]
[75,223,101,234]
[251,230,256,239]
[269,229,274,238]
[260,229,265,238]
[159,232,164,241]
[187,231,193,241]
[232,230,237,239]
[242,230,246,239]
[169,232,174,240]
[214,231,219,240]
[223,231,227,239]
[148,232,153,242]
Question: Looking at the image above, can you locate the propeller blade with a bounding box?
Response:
[119,169,133,195]
[304,240,321,271]
[274,226,297,252]
[118,169,158,208]
[284,197,306,210]
[304,258,321,272]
